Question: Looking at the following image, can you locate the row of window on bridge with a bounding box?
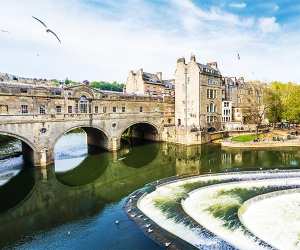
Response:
[0,104,145,114]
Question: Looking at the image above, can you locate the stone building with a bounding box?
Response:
[125,69,175,97]
[222,100,232,123]
[222,76,266,130]
[174,55,222,132]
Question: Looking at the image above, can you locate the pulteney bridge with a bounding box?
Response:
[0,83,174,167]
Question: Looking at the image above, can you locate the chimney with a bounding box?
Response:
[190,54,196,62]
[138,68,143,74]
[208,62,218,70]
[177,57,185,64]
[156,72,162,81]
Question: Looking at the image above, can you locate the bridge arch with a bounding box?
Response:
[0,131,36,152]
[0,130,37,167]
[52,125,111,153]
[120,121,161,142]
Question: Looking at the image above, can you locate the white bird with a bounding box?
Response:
[32,16,61,44]
[147,228,153,233]
[165,242,171,247]
[115,220,119,225]
[145,223,151,228]
[0,29,9,33]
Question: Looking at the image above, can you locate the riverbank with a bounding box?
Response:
[221,138,300,148]
[220,130,300,149]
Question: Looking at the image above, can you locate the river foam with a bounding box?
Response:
[136,171,300,249]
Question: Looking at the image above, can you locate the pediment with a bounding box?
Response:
[69,85,95,99]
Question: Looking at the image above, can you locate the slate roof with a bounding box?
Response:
[142,72,175,89]
[197,63,221,76]
[142,72,162,84]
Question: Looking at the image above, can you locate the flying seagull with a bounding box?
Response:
[32,16,61,44]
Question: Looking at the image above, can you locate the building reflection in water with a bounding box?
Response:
[0,138,300,247]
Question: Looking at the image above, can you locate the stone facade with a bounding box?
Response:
[222,77,266,129]
[175,55,222,132]
[0,55,269,160]
[0,82,175,167]
[125,68,175,97]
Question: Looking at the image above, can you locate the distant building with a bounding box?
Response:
[125,69,174,97]
[222,76,266,130]
[222,100,232,123]
[175,55,222,132]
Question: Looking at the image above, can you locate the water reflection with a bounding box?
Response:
[0,132,300,249]
[56,151,109,186]
[54,130,88,172]
[119,139,160,168]
[0,167,35,214]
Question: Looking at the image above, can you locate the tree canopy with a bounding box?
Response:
[265,81,300,123]
[90,81,124,92]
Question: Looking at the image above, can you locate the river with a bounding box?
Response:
[0,131,300,249]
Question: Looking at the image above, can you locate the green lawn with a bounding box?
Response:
[231,134,259,142]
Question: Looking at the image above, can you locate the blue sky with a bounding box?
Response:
[0,0,300,82]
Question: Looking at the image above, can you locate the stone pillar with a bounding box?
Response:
[33,148,54,168]
[107,137,120,151]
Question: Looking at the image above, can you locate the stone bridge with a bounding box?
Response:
[0,83,175,167]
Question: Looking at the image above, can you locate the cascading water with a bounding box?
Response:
[136,171,300,250]
[0,139,22,186]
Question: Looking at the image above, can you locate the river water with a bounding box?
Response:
[0,131,300,249]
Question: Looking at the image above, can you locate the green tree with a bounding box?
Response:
[90,81,124,92]
[264,85,283,126]
[65,78,70,85]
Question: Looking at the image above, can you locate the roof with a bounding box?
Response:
[142,72,175,89]
[163,79,175,89]
[142,72,162,85]
[197,63,221,76]
[0,81,62,90]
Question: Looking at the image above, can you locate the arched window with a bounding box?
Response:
[208,102,215,113]
[79,96,89,113]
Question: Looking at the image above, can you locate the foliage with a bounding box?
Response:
[264,86,284,124]
[265,82,300,123]
[64,77,71,85]
[50,78,124,92]
[243,100,268,137]
[90,81,124,92]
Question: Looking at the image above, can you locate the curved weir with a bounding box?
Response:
[239,189,300,250]
[132,171,300,249]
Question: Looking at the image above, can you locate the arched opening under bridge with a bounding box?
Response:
[121,122,160,142]
[54,127,109,172]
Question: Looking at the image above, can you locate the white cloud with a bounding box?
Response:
[258,17,280,33]
[229,2,247,9]
[0,0,299,83]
